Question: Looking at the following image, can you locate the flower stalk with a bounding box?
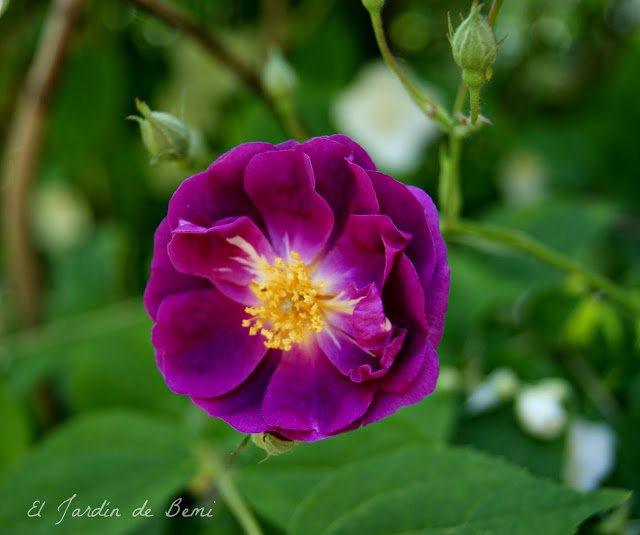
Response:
[443,219,640,318]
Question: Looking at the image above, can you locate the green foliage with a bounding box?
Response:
[1,0,639,533]
[0,411,197,535]
[289,445,628,535]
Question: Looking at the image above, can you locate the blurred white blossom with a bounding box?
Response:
[563,419,616,491]
[497,148,548,206]
[31,181,93,252]
[515,379,571,440]
[332,61,440,174]
[465,368,519,415]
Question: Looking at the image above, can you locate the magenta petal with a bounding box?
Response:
[379,254,430,393]
[262,341,377,434]
[168,142,276,230]
[369,171,437,293]
[191,351,280,434]
[152,289,268,398]
[293,137,379,246]
[327,134,377,171]
[408,186,450,347]
[168,216,275,305]
[244,150,334,262]
[361,343,439,426]
[316,214,411,293]
[143,218,212,322]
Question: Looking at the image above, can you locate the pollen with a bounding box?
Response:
[242,251,325,351]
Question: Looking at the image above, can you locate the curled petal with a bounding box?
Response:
[408,186,450,347]
[369,171,437,303]
[143,218,212,322]
[152,289,268,398]
[293,137,379,246]
[168,142,276,230]
[316,214,411,293]
[168,216,275,305]
[244,149,334,263]
[379,254,432,393]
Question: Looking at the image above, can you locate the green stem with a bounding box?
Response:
[197,448,264,535]
[453,81,467,117]
[444,219,640,317]
[469,86,480,125]
[368,11,451,131]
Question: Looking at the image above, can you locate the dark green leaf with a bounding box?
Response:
[0,411,196,535]
[288,445,628,535]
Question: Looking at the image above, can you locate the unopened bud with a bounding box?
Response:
[361,0,385,14]
[262,47,298,101]
[515,380,571,440]
[251,432,296,459]
[128,98,201,165]
[448,2,501,123]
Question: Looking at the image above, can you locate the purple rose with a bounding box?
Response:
[144,135,449,441]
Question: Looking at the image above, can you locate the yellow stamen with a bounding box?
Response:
[243,251,325,351]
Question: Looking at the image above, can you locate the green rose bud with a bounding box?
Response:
[128,98,203,166]
[448,2,501,124]
[361,0,385,14]
[251,432,296,459]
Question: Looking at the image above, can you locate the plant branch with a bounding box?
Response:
[1,0,85,328]
[128,0,308,139]
[194,447,264,535]
[444,219,640,317]
[368,11,452,131]
[129,0,263,94]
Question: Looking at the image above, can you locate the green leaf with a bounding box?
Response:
[236,393,457,531]
[0,411,196,535]
[0,382,31,474]
[288,445,629,535]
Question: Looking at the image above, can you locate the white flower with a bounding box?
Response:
[563,419,616,491]
[331,61,440,174]
[465,368,519,415]
[515,380,570,440]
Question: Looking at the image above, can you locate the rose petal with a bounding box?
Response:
[293,137,379,246]
[327,134,377,171]
[315,213,411,293]
[168,216,275,305]
[369,171,437,297]
[408,186,450,347]
[379,254,430,393]
[244,149,334,262]
[360,343,439,426]
[168,142,276,230]
[192,350,280,434]
[262,341,377,434]
[152,289,268,398]
[143,218,212,322]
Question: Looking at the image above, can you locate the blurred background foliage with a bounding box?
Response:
[0,0,639,533]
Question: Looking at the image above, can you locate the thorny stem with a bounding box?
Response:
[368,11,452,132]
[127,0,308,140]
[444,219,640,318]
[1,0,85,327]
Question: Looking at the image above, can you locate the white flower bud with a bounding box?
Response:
[515,382,569,440]
[262,46,298,101]
[465,368,519,415]
[563,419,616,491]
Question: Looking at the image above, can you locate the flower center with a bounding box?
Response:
[242,251,325,351]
